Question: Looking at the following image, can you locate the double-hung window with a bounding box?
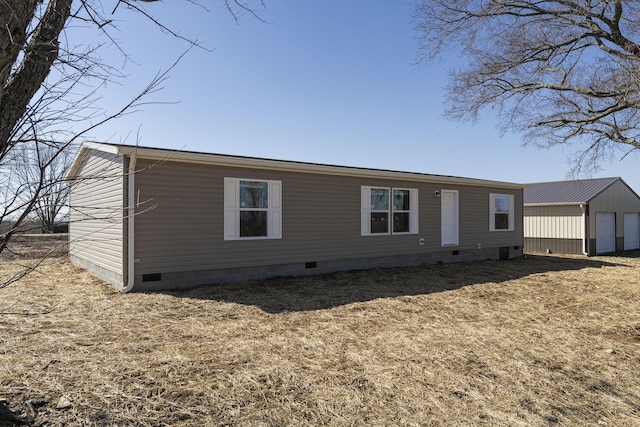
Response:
[489,193,514,231]
[361,186,418,235]
[224,178,282,240]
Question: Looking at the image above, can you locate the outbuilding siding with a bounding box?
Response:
[523,205,584,254]
[524,205,584,239]
[589,180,640,251]
[524,178,640,254]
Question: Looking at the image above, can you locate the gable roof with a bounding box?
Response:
[523,177,623,205]
[68,141,523,189]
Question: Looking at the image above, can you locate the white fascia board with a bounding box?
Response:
[116,145,523,190]
[82,141,120,155]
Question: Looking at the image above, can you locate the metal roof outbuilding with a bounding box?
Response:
[524,177,622,206]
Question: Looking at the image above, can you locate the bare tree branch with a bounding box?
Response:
[0,0,267,286]
[414,0,640,173]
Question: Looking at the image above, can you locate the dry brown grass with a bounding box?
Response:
[1,237,640,426]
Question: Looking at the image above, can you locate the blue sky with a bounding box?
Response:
[86,1,639,192]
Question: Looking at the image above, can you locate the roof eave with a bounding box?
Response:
[524,202,586,207]
[71,142,523,189]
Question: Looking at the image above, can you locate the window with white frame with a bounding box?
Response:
[489,193,514,231]
[361,186,418,235]
[224,178,282,240]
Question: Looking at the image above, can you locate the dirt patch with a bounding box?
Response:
[1,248,639,425]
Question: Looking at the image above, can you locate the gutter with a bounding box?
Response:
[122,152,137,293]
[523,202,586,207]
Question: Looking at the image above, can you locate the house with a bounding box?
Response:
[66,142,524,292]
[523,177,640,255]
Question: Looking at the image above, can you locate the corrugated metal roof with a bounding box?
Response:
[523,177,621,205]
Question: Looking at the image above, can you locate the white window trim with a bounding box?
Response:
[361,186,418,236]
[224,178,282,240]
[489,193,515,232]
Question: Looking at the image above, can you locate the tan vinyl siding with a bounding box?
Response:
[457,188,523,248]
[133,159,523,276]
[523,205,584,239]
[68,150,124,285]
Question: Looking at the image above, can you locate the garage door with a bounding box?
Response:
[624,213,640,250]
[596,212,616,254]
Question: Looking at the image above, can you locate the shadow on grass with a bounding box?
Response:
[599,249,640,258]
[158,254,627,314]
[0,400,26,426]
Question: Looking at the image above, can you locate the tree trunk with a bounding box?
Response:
[0,0,73,160]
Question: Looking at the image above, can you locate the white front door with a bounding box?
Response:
[596,212,616,254]
[624,213,640,250]
[441,190,459,246]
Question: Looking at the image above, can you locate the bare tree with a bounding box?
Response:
[0,145,67,236]
[413,0,640,173]
[0,1,266,257]
[17,144,72,233]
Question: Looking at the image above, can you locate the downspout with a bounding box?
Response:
[580,203,588,255]
[123,153,137,293]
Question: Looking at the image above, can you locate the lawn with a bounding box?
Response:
[1,237,639,426]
